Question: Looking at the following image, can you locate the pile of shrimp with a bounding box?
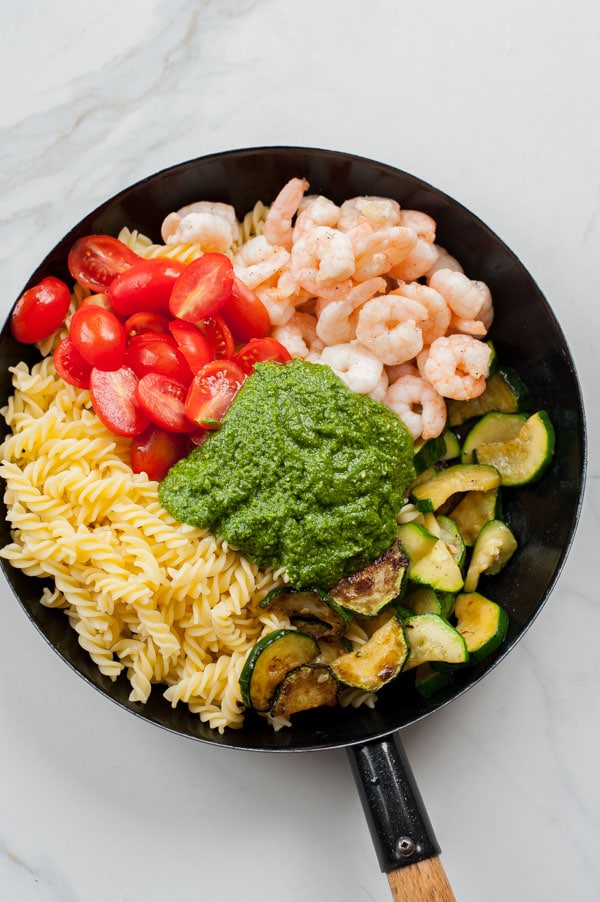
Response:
[161,180,495,442]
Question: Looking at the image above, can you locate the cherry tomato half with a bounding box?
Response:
[69,305,126,371]
[135,373,192,433]
[130,425,190,481]
[124,333,193,385]
[68,235,140,293]
[233,337,292,374]
[89,366,150,437]
[197,314,235,359]
[168,320,214,373]
[53,336,93,389]
[79,293,115,313]
[185,359,246,429]
[110,258,186,318]
[11,276,71,344]
[124,311,171,340]
[220,276,271,342]
[169,253,234,323]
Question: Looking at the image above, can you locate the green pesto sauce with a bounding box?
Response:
[159,359,415,588]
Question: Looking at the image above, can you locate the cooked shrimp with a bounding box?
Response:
[337,196,401,232]
[293,195,340,238]
[161,201,239,252]
[315,277,386,346]
[368,368,390,403]
[388,238,439,281]
[391,281,451,345]
[290,226,355,293]
[428,269,491,320]
[398,210,436,244]
[425,245,464,279]
[232,236,290,289]
[263,177,309,249]
[385,374,447,441]
[355,294,426,366]
[319,342,384,395]
[352,226,418,281]
[448,280,494,335]
[419,334,492,400]
[255,285,297,326]
[385,361,420,383]
[272,312,323,359]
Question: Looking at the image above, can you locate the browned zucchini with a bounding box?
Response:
[330,615,409,691]
[328,538,409,617]
[260,586,351,639]
[239,629,319,711]
[270,663,339,718]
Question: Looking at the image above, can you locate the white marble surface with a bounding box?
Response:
[1,1,599,900]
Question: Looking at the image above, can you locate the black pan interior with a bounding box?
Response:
[0,146,587,752]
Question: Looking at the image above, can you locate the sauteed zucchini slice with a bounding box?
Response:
[402,587,444,616]
[260,586,351,639]
[448,487,501,546]
[454,592,508,663]
[410,463,501,513]
[414,662,453,698]
[413,429,460,474]
[463,519,518,592]
[239,629,319,711]
[330,615,409,692]
[397,522,464,593]
[474,411,555,486]
[328,538,409,617]
[270,663,339,718]
[403,613,469,670]
[446,366,530,427]
[461,412,528,464]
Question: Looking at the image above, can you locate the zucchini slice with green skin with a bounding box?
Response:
[410,463,501,513]
[414,662,453,698]
[463,519,518,592]
[402,587,443,616]
[437,514,466,568]
[413,434,447,474]
[402,613,469,670]
[398,522,464,593]
[330,615,409,691]
[448,487,501,547]
[461,412,529,464]
[239,629,319,711]
[316,636,353,663]
[329,538,409,617]
[270,663,339,718]
[474,410,555,486]
[260,586,351,639]
[454,592,508,663]
[446,367,531,427]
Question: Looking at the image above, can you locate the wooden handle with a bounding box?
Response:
[387,857,457,901]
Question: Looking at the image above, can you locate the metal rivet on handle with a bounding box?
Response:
[396,836,416,858]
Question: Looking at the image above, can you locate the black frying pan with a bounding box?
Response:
[0,147,586,900]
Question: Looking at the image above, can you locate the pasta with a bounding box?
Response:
[0,356,288,732]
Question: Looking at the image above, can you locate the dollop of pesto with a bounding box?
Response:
[159,359,415,588]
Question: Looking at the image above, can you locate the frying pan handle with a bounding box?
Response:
[347,733,456,901]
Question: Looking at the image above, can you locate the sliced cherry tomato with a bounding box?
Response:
[124,333,193,385]
[124,311,171,340]
[168,320,213,373]
[197,314,235,359]
[69,305,126,371]
[233,337,292,374]
[68,235,140,293]
[109,258,186,318]
[169,253,234,322]
[53,336,93,389]
[11,276,71,344]
[135,373,192,433]
[185,359,246,429]
[131,425,190,481]
[220,276,271,342]
[89,366,150,437]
